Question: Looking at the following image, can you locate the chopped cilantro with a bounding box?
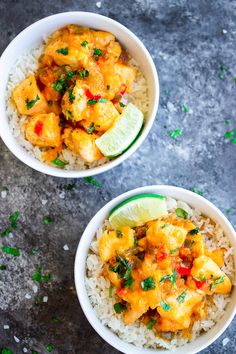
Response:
[107,85,110,90]
[169,129,183,139]
[52,155,68,167]
[117,230,123,238]
[25,95,40,110]
[123,267,131,280]
[66,183,76,191]
[32,249,38,255]
[124,277,134,289]
[87,123,95,134]
[32,351,38,354]
[32,265,53,284]
[161,223,170,229]
[160,300,171,311]
[175,208,188,219]
[182,103,189,113]
[0,264,7,270]
[224,130,236,144]
[79,68,89,79]
[210,276,225,291]
[93,47,102,61]
[65,70,78,80]
[219,63,228,80]
[226,208,232,214]
[56,47,68,55]
[87,97,108,105]
[9,211,20,228]
[225,119,231,125]
[133,236,138,247]
[116,254,129,268]
[51,78,67,94]
[48,100,53,107]
[189,227,199,235]
[43,215,53,225]
[2,245,20,256]
[119,102,126,107]
[68,88,76,103]
[81,40,88,47]
[170,248,179,254]
[191,186,203,195]
[112,263,123,279]
[160,270,177,286]
[1,348,13,354]
[98,98,108,103]
[84,177,102,187]
[46,344,53,353]
[146,317,157,329]
[114,302,126,314]
[177,290,187,303]
[1,226,12,238]
[141,276,155,291]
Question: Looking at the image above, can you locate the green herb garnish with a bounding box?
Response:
[117,230,123,238]
[32,265,52,284]
[210,276,225,291]
[43,215,53,225]
[52,155,68,167]
[170,248,179,254]
[182,103,189,113]
[46,344,53,353]
[48,100,53,107]
[1,348,13,354]
[169,129,183,139]
[141,276,155,291]
[175,208,188,219]
[68,88,76,103]
[56,47,68,55]
[116,254,129,268]
[160,300,171,311]
[226,208,232,214]
[9,211,21,228]
[124,277,134,289]
[93,47,102,61]
[2,245,20,256]
[51,78,67,94]
[79,68,89,79]
[84,177,102,187]
[191,186,203,195]
[65,70,78,80]
[134,236,138,247]
[189,227,199,235]
[25,95,40,110]
[107,85,110,90]
[0,264,7,270]
[112,263,123,279]
[1,226,12,238]
[224,130,236,144]
[146,317,157,330]
[32,249,38,255]
[159,270,177,286]
[114,302,126,314]
[81,40,88,48]
[87,123,95,134]
[87,97,108,106]
[177,290,187,303]
[119,102,126,107]
[66,183,76,191]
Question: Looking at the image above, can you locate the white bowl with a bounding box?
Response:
[0,12,159,178]
[74,185,236,354]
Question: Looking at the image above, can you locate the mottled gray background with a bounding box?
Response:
[0,0,236,353]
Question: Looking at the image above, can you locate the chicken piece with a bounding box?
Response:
[206,249,225,268]
[105,41,122,63]
[185,232,205,258]
[106,266,122,288]
[157,288,204,330]
[42,86,61,102]
[24,113,61,148]
[13,75,49,115]
[45,26,93,69]
[80,101,119,133]
[146,220,187,251]
[61,84,87,122]
[91,30,115,49]
[98,226,135,262]
[37,66,60,87]
[191,255,232,294]
[63,128,103,163]
[100,62,136,100]
[83,67,106,96]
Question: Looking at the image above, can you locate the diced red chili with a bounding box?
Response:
[120,83,127,95]
[195,279,206,289]
[177,266,191,276]
[34,120,44,136]
[156,244,168,261]
[93,94,101,100]
[85,89,101,101]
[116,288,129,296]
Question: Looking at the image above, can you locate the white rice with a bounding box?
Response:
[85,197,235,350]
[6,39,149,170]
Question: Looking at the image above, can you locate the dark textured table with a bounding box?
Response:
[0,0,236,353]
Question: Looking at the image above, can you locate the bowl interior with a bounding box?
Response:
[0,12,159,178]
[74,185,236,354]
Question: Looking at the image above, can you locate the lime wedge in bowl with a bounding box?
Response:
[95,103,144,157]
[109,193,168,229]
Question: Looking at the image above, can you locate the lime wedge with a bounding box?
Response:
[109,194,168,229]
[95,103,144,157]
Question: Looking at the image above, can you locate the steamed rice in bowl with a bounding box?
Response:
[85,197,235,350]
[6,25,149,171]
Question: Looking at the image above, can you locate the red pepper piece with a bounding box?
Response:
[85,89,94,99]
[34,120,44,136]
[120,83,127,95]
[177,266,191,276]
[93,94,101,100]
[195,279,206,289]
[116,288,129,296]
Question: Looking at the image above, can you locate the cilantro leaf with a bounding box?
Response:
[159,270,177,286]
[169,129,183,139]
[52,155,68,167]
[87,123,95,134]
[43,215,53,225]
[25,95,40,110]
[146,317,157,329]
[114,302,126,314]
[210,276,225,291]
[81,40,88,48]
[191,186,203,196]
[189,227,199,235]
[177,290,187,303]
[160,300,171,311]
[182,103,189,113]
[9,211,20,228]
[175,208,188,219]
[56,47,68,55]
[93,47,102,61]
[141,276,155,291]
[1,348,13,354]
[84,177,102,187]
[2,245,20,256]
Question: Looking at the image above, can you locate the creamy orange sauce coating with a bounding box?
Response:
[12,25,136,165]
[98,213,232,334]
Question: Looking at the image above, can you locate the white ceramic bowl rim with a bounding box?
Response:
[74,185,236,354]
[0,11,159,178]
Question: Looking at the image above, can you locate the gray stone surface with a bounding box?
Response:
[0,0,236,353]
